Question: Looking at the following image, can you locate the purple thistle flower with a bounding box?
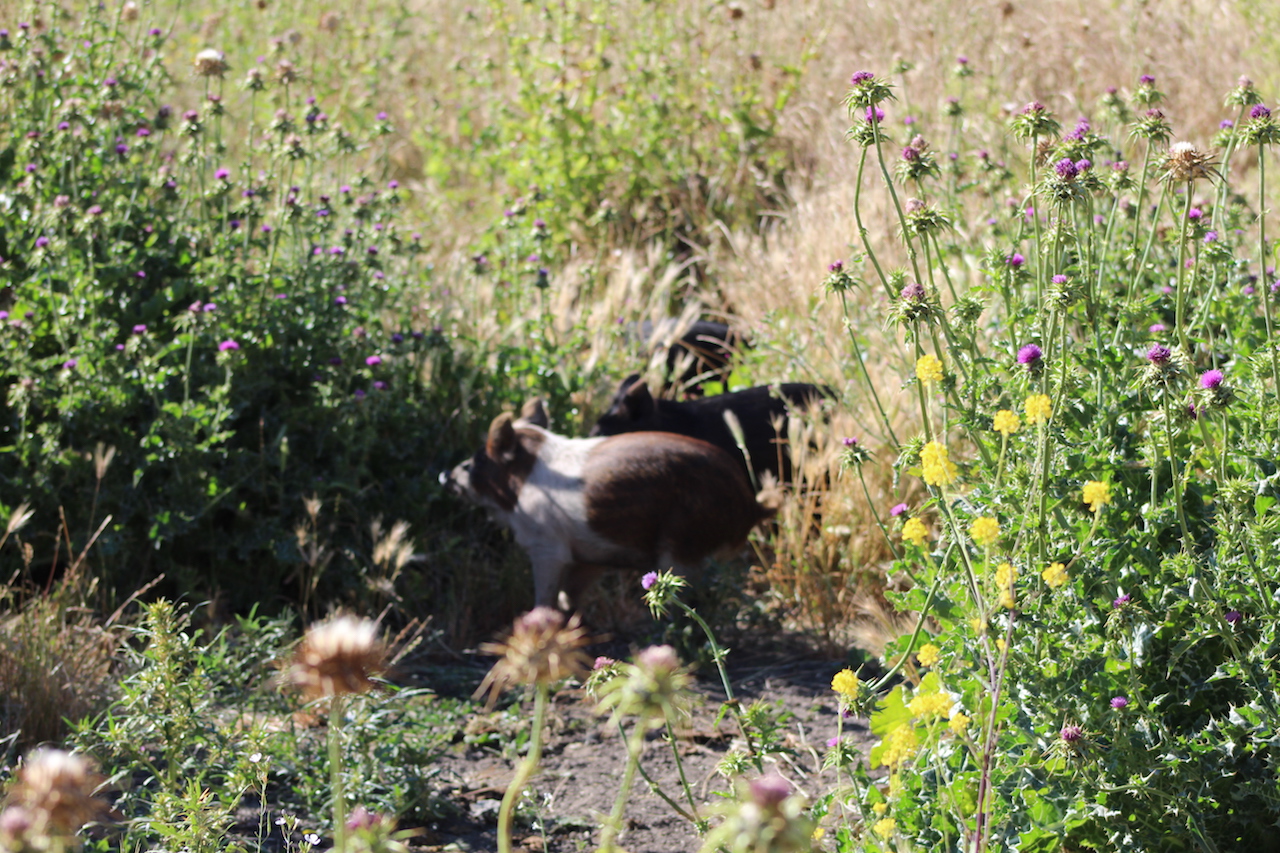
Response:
[377,111,389,120]
[1200,369,1224,389]
[850,70,875,85]
[218,340,240,352]
[366,246,378,255]
[1149,323,1166,333]
[334,296,348,305]
[365,355,382,366]
[1188,207,1203,221]
[1060,724,1084,743]
[262,225,273,233]
[35,236,49,248]
[1251,104,1271,120]
[890,502,909,517]
[1188,402,1199,420]
[391,333,404,343]
[1007,252,1025,268]
[1054,158,1079,180]
[1225,610,1243,625]
[115,143,129,156]
[214,168,230,180]
[1220,119,1235,129]
[329,246,345,255]
[132,324,147,335]
[1051,274,1068,284]
[388,179,399,189]
[842,436,858,447]
[826,736,840,748]
[63,359,78,369]
[373,380,387,391]
[136,127,151,137]
[1139,74,1155,86]
[1113,593,1132,608]
[641,571,659,590]
[116,344,125,351]
[900,281,926,301]
[1017,344,1042,365]
[354,388,366,400]
[1022,101,1045,115]
[1110,696,1129,709]
[901,146,919,161]
[828,259,843,273]
[329,357,342,366]
[24,163,36,173]
[1146,344,1171,364]
[1075,159,1092,172]
[957,55,968,65]
[864,106,885,123]
[57,121,70,131]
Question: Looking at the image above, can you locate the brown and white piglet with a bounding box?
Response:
[441,404,778,609]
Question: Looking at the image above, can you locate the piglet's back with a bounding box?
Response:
[581,432,767,565]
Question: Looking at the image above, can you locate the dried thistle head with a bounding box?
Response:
[595,644,694,725]
[1162,141,1218,183]
[192,48,228,78]
[473,607,591,707]
[5,749,106,840]
[289,615,386,700]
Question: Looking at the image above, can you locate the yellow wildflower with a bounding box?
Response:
[872,802,888,817]
[996,637,1007,653]
[1042,562,1068,588]
[1082,480,1112,512]
[831,668,860,699]
[948,711,971,735]
[970,617,985,634]
[881,724,920,768]
[1025,393,1052,424]
[920,440,958,486]
[970,516,1001,547]
[812,827,826,842]
[916,353,944,385]
[993,408,1020,436]
[902,517,929,548]
[1000,589,1017,609]
[909,691,953,718]
[995,561,1016,587]
[916,643,940,667]
[873,817,896,839]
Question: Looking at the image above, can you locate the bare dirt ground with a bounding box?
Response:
[410,645,877,853]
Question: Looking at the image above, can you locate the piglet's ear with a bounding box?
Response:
[623,378,655,418]
[487,412,518,462]
[519,397,549,428]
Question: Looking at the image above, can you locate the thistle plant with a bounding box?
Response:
[473,608,591,853]
[289,615,388,853]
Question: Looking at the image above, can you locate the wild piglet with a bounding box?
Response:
[441,403,778,609]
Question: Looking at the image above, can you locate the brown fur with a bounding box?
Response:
[581,432,769,566]
[465,413,545,512]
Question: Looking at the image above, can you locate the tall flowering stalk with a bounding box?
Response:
[474,608,591,853]
[1242,105,1280,428]
[289,615,388,853]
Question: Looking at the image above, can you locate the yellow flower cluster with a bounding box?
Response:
[916,353,944,385]
[873,817,896,839]
[996,562,1016,609]
[872,802,888,817]
[881,724,920,768]
[1025,393,1052,424]
[920,441,958,486]
[908,690,953,718]
[1042,562,1069,588]
[902,517,929,548]
[970,516,1000,547]
[916,643,940,667]
[948,711,971,735]
[993,409,1021,436]
[831,668,860,698]
[1082,480,1112,512]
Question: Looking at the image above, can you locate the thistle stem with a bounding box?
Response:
[497,685,549,853]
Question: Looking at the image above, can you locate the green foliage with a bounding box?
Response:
[830,76,1280,850]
